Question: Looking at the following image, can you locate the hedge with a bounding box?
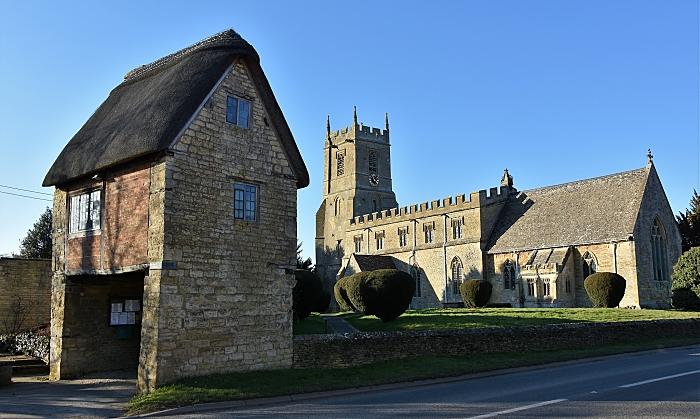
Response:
[293,269,324,320]
[672,247,700,303]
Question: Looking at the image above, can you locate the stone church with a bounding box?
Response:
[315,112,681,309]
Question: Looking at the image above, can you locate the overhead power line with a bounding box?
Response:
[0,190,52,202]
[0,184,53,196]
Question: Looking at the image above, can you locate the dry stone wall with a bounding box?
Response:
[294,319,700,368]
[0,258,51,333]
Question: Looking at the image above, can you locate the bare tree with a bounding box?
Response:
[1,295,33,335]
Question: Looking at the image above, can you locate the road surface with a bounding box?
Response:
[163,345,700,418]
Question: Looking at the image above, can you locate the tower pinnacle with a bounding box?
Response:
[647,148,654,166]
[385,112,389,131]
[326,114,331,140]
[501,168,513,188]
[353,106,358,126]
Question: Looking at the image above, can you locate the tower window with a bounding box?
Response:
[336,151,345,176]
[368,150,378,174]
[226,96,251,128]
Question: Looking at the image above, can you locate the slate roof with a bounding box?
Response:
[43,29,309,188]
[353,254,397,271]
[488,167,650,254]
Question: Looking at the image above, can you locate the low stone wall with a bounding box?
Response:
[293,319,700,368]
[0,258,51,334]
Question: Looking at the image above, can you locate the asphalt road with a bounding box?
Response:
[166,345,700,418]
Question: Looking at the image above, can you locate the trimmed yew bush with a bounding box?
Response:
[293,269,323,320]
[333,269,415,322]
[584,272,626,308]
[460,280,493,308]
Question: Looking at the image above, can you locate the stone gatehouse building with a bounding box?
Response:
[315,114,681,309]
[42,30,308,391]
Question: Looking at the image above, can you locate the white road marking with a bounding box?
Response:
[689,353,700,356]
[466,399,568,418]
[619,369,700,388]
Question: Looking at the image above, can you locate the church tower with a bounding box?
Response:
[315,108,398,290]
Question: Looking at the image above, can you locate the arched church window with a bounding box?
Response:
[334,196,342,217]
[651,218,669,281]
[503,260,516,290]
[411,264,421,297]
[582,251,597,279]
[450,257,463,294]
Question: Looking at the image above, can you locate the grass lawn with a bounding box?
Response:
[293,313,327,335]
[339,308,700,332]
[128,336,700,415]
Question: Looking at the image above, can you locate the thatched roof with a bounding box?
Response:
[488,167,650,254]
[43,29,309,188]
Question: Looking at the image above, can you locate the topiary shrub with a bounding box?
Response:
[584,272,626,308]
[672,287,700,310]
[672,247,700,304]
[293,269,323,320]
[333,269,415,322]
[459,279,493,308]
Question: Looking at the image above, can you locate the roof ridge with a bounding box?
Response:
[523,166,648,194]
[123,29,244,81]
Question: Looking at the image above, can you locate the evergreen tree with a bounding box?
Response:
[677,190,700,252]
[296,241,313,271]
[18,207,52,259]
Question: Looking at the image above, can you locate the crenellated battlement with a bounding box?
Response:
[348,185,514,229]
[329,123,389,144]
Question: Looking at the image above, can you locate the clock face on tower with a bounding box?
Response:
[369,173,380,186]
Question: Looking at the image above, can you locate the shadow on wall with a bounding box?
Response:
[392,259,440,306]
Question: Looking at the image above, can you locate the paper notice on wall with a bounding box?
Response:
[111,303,123,313]
[111,312,120,325]
[127,312,136,325]
[125,300,140,312]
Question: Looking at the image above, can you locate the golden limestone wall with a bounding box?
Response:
[342,188,509,307]
[0,258,52,333]
[139,58,297,391]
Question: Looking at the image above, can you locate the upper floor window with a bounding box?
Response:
[451,218,463,240]
[424,222,435,244]
[582,251,597,279]
[398,227,408,247]
[69,189,101,233]
[334,196,342,217]
[353,235,363,253]
[375,231,385,251]
[503,259,516,290]
[234,182,257,221]
[226,96,251,128]
[651,218,669,281]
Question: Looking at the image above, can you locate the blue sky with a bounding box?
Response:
[0,0,697,261]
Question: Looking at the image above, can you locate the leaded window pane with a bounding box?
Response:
[226,96,238,124]
[234,182,257,221]
[238,99,250,128]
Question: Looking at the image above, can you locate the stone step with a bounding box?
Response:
[13,363,49,376]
